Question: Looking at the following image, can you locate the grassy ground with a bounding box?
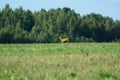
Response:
[0,43,120,80]
[0,43,120,55]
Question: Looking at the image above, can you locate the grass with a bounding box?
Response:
[0,43,120,80]
[0,43,120,55]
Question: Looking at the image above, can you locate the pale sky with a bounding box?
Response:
[0,0,120,20]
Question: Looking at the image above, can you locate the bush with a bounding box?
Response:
[76,36,95,42]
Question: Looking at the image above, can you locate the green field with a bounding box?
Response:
[0,43,120,80]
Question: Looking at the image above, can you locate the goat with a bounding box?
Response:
[59,36,69,43]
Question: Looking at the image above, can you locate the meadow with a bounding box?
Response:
[0,43,120,80]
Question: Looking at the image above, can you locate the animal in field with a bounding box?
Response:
[59,36,69,43]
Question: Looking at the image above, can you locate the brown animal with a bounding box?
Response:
[59,36,69,43]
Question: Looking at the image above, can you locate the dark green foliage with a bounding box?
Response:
[0,4,120,43]
[99,72,118,79]
[0,26,14,43]
[70,72,76,78]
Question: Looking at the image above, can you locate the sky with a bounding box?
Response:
[0,0,120,20]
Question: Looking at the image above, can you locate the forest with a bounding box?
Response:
[0,4,120,43]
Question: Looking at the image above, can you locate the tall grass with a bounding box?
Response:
[0,43,120,80]
[0,43,120,55]
[0,54,120,80]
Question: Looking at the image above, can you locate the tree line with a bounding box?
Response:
[0,4,120,43]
